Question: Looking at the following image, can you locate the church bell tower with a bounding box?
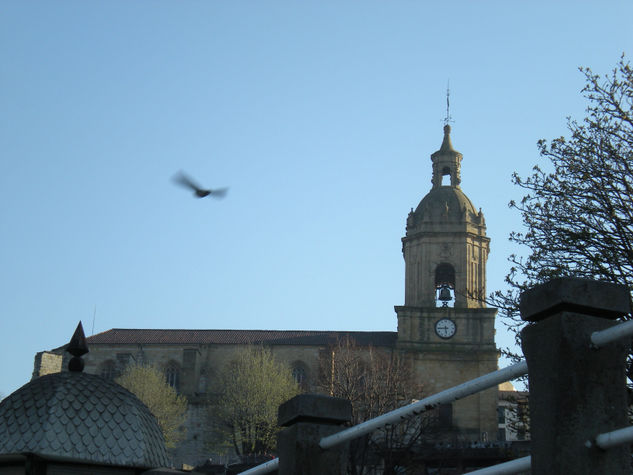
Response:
[395,124,498,440]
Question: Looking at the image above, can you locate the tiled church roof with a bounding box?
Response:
[87,328,397,347]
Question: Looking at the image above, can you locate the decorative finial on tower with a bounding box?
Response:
[443,80,454,127]
[67,321,89,372]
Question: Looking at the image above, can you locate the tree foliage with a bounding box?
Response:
[318,338,436,475]
[210,345,300,456]
[492,55,633,338]
[116,363,188,448]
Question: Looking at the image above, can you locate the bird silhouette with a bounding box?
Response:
[172,171,228,199]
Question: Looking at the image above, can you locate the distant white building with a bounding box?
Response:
[497,381,529,442]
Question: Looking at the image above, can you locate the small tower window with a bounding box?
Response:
[441,167,451,186]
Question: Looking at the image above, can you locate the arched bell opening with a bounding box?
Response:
[435,263,455,308]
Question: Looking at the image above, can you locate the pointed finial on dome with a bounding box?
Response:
[439,124,456,153]
[67,321,89,372]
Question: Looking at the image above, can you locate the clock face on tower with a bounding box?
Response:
[435,318,457,339]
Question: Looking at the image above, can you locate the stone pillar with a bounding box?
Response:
[520,278,631,475]
[277,394,352,475]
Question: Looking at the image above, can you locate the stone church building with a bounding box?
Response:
[34,124,499,466]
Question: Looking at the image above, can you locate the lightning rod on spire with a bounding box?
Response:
[444,80,454,126]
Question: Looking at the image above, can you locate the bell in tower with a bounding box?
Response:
[395,122,498,441]
[435,262,456,307]
[437,285,453,307]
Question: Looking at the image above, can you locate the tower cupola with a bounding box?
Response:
[431,124,463,188]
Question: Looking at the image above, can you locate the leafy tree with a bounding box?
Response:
[492,55,633,341]
[318,338,437,475]
[116,363,188,448]
[210,345,300,456]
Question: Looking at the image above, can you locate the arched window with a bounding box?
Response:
[99,360,117,380]
[292,366,306,385]
[165,362,180,391]
[435,263,455,288]
[198,370,208,394]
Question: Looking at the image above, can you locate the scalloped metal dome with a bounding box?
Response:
[0,371,169,469]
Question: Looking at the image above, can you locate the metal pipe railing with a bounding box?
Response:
[586,425,633,450]
[319,360,528,450]
[464,456,531,475]
[241,311,633,474]
[590,319,633,348]
[240,361,528,473]
[239,457,279,475]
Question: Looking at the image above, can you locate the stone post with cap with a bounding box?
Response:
[520,278,631,474]
[276,393,352,474]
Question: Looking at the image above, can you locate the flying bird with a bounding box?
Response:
[172,171,228,199]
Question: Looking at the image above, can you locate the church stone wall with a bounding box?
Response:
[32,351,63,378]
[409,349,498,439]
[83,343,327,397]
[76,341,348,467]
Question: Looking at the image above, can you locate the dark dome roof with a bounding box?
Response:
[0,372,169,469]
[413,186,477,222]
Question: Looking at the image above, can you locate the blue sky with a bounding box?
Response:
[1,1,631,398]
